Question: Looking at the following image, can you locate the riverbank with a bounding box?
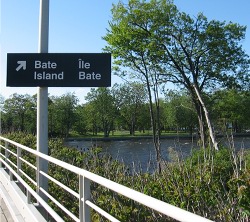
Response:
[65,132,250,142]
[66,135,193,142]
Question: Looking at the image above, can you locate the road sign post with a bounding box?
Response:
[37,0,49,205]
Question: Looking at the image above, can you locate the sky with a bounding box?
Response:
[1,0,250,104]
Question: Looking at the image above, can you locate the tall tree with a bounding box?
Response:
[49,93,78,137]
[0,94,4,110]
[24,95,37,133]
[103,1,173,170]
[73,104,87,135]
[164,90,197,134]
[85,88,118,137]
[103,0,249,150]
[81,102,100,136]
[211,89,250,133]
[112,82,147,135]
[2,93,36,133]
[0,94,4,134]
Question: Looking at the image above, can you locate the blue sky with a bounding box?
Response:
[1,0,250,103]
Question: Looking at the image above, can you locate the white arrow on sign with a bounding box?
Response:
[16,61,26,71]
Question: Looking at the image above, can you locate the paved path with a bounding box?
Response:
[0,195,14,222]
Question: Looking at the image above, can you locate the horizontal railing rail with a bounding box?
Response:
[0,136,214,222]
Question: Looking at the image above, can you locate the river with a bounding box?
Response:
[65,136,250,172]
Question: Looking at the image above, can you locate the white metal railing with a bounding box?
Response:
[0,136,214,222]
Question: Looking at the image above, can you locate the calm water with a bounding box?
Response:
[65,137,250,172]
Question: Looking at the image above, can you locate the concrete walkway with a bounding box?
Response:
[0,182,25,222]
[0,194,14,222]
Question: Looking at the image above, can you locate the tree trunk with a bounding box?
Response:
[189,87,205,148]
[197,113,206,148]
[193,85,218,150]
[145,76,162,173]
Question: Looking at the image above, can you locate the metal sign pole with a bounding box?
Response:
[37,0,49,202]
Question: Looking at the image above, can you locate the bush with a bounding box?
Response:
[3,133,250,222]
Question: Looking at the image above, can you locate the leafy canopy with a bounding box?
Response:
[103,0,249,91]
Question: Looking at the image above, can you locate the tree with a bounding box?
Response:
[211,89,250,133]
[103,1,173,171]
[24,95,37,133]
[49,93,78,137]
[81,102,100,136]
[73,104,87,135]
[0,94,4,110]
[103,0,249,150]
[136,103,151,133]
[85,88,118,137]
[112,82,148,135]
[2,93,36,133]
[164,90,197,134]
[0,94,4,134]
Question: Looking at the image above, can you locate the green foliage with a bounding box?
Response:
[85,87,118,137]
[163,90,197,133]
[1,93,36,133]
[112,82,148,135]
[227,170,250,217]
[2,132,250,221]
[4,131,36,148]
[49,92,79,137]
[211,90,250,133]
[53,143,249,222]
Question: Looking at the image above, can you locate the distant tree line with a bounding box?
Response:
[1,84,250,138]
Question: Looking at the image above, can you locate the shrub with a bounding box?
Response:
[2,133,249,221]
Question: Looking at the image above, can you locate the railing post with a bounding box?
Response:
[79,175,91,222]
[4,141,9,165]
[4,141,9,169]
[27,190,32,204]
[17,145,21,176]
[4,141,13,180]
[0,139,2,168]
